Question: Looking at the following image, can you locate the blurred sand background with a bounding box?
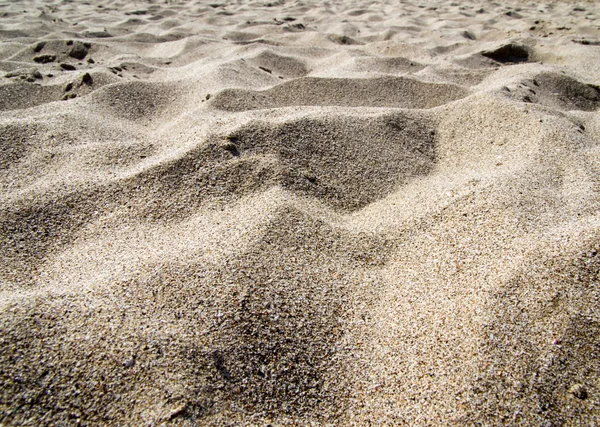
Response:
[1,0,600,425]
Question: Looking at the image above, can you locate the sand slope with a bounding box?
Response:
[1,0,600,425]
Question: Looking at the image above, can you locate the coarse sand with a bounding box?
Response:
[1,0,600,425]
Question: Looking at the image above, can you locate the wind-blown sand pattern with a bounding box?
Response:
[1,0,600,425]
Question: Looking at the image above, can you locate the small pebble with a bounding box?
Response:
[33,54,56,64]
[569,384,587,400]
[69,41,89,60]
[81,72,93,85]
[32,41,46,52]
[169,403,187,419]
[220,141,239,155]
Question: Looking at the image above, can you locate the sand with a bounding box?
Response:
[1,0,600,425]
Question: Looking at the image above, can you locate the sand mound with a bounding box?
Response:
[1,206,374,422]
[499,72,600,113]
[217,114,436,210]
[352,56,426,75]
[89,81,183,121]
[1,0,600,425]
[211,76,469,111]
[248,50,309,79]
[462,232,600,424]
[0,82,63,111]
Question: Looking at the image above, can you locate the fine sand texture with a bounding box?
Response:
[1,0,600,425]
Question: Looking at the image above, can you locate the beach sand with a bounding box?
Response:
[1,0,600,425]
